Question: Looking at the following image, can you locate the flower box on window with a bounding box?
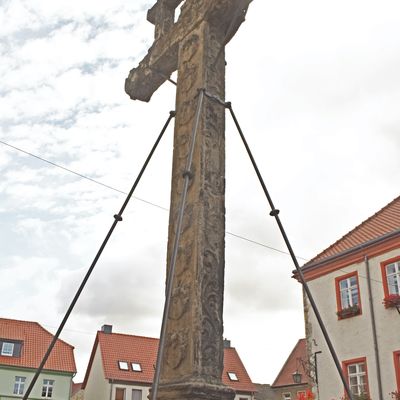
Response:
[336,304,360,319]
[383,294,400,309]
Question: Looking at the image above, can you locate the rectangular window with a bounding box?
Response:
[132,389,142,400]
[41,379,54,398]
[13,376,26,395]
[335,272,361,318]
[131,362,142,372]
[115,388,125,400]
[118,361,129,370]
[382,258,400,295]
[1,342,14,356]
[343,358,369,397]
[282,393,291,400]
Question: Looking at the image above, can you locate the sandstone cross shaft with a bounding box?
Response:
[125,1,251,399]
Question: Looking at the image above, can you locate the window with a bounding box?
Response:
[382,257,400,296]
[132,389,142,400]
[335,272,361,318]
[131,362,142,372]
[227,372,238,381]
[282,393,291,400]
[1,342,14,356]
[343,358,369,397]
[118,361,129,370]
[115,388,125,400]
[41,379,54,398]
[13,376,26,395]
[0,340,22,357]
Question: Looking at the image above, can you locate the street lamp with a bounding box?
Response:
[292,370,302,384]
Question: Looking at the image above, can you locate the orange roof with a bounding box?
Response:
[305,195,400,266]
[0,318,76,373]
[272,339,310,388]
[83,330,256,393]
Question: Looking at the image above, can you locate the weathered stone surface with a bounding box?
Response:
[125,1,251,399]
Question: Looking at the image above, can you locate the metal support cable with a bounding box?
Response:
[151,89,205,400]
[226,103,355,400]
[22,111,175,400]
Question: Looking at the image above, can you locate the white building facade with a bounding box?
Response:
[300,196,400,400]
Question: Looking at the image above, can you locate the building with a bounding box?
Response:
[0,317,76,400]
[271,339,312,400]
[82,325,256,400]
[299,196,400,399]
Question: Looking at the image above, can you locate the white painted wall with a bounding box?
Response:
[83,346,110,400]
[305,248,400,400]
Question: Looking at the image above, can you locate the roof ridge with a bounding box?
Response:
[305,195,400,265]
[98,331,159,341]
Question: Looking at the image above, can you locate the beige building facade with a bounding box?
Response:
[300,196,400,400]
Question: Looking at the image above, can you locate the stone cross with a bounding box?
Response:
[125,1,251,399]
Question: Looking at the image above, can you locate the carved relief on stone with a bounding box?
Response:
[169,282,191,320]
[175,243,193,277]
[200,248,223,374]
[165,329,189,370]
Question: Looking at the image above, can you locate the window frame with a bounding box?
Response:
[118,361,129,370]
[335,271,362,319]
[41,379,54,398]
[1,342,15,356]
[394,350,400,393]
[381,256,400,300]
[131,362,142,372]
[115,387,125,400]
[13,376,26,395]
[227,372,239,381]
[282,393,291,400]
[132,388,142,400]
[342,357,369,397]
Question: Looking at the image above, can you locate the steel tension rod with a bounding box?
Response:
[226,102,354,400]
[22,111,175,400]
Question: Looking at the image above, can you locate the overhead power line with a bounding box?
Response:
[0,139,308,261]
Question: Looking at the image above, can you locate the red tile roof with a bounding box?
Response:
[305,195,400,265]
[83,330,256,393]
[0,318,76,373]
[272,339,310,388]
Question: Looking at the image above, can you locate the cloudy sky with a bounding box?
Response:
[1,0,399,385]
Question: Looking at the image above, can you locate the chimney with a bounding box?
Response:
[223,338,231,348]
[101,324,113,334]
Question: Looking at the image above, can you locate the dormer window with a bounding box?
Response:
[118,361,129,370]
[1,342,14,356]
[0,340,22,357]
[131,362,142,372]
[227,372,239,381]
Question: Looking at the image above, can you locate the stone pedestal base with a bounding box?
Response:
[151,380,235,400]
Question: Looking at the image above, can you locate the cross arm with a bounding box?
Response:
[125,0,252,102]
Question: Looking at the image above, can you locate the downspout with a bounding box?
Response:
[365,255,383,400]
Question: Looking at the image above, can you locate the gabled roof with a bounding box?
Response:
[305,195,400,266]
[83,330,256,393]
[0,317,76,373]
[272,339,310,388]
